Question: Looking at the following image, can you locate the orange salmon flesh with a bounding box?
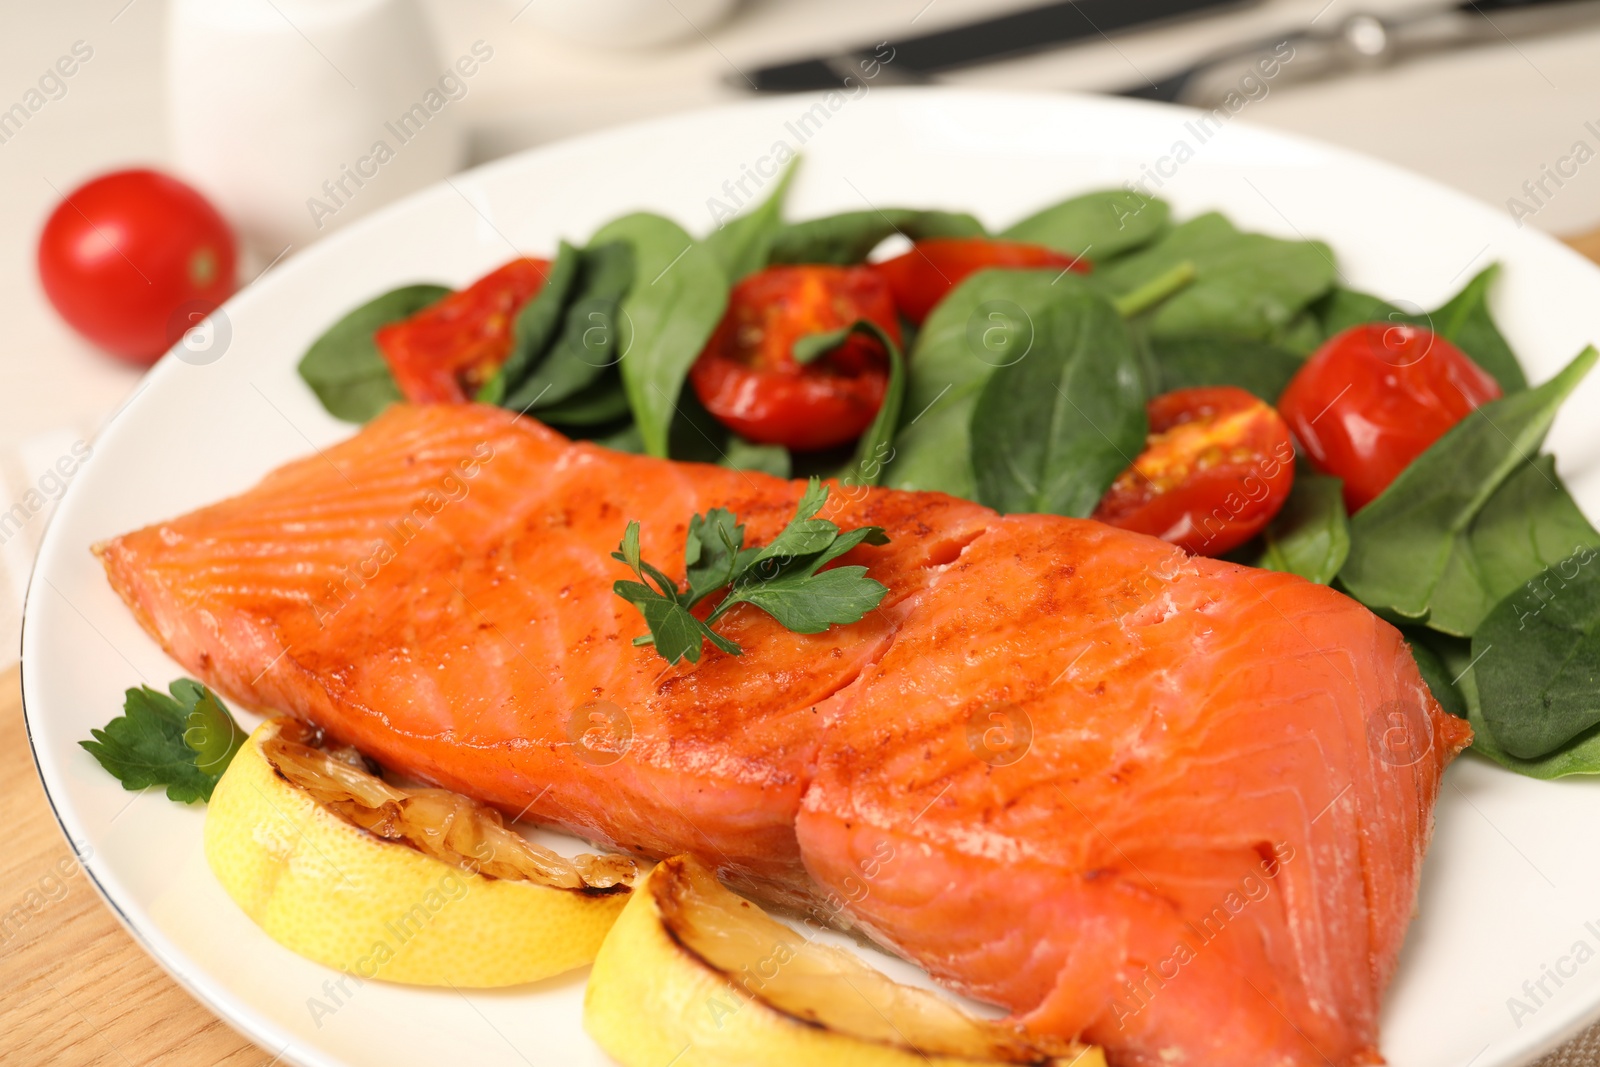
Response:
[97,403,1470,1067]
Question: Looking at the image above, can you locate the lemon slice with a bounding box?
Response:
[585,854,1103,1067]
[205,718,635,987]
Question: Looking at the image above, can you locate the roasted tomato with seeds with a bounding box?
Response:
[1278,323,1502,512]
[873,237,1087,325]
[375,257,551,404]
[688,265,901,452]
[1093,386,1296,557]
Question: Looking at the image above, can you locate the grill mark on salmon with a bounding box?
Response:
[97,403,1468,1067]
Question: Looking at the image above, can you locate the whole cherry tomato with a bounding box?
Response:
[1094,386,1296,556]
[376,257,551,403]
[689,265,901,451]
[1278,324,1502,512]
[37,169,236,365]
[873,237,1087,324]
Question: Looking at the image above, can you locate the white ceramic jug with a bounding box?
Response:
[167,0,467,252]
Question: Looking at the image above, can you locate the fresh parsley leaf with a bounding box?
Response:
[613,478,891,664]
[733,565,886,633]
[80,679,245,804]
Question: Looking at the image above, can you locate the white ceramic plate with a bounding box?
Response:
[22,89,1600,1067]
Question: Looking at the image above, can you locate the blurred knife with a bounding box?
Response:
[744,0,1255,92]
[1123,0,1600,105]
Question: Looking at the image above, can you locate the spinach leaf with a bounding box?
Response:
[969,285,1145,517]
[703,156,800,282]
[882,390,979,499]
[767,209,984,266]
[503,240,634,411]
[479,242,581,406]
[1272,310,1324,356]
[297,284,448,422]
[1257,473,1349,584]
[1426,455,1600,635]
[1312,287,1404,339]
[536,370,632,427]
[1405,629,1469,718]
[1339,346,1597,633]
[1098,213,1336,341]
[792,321,905,489]
[722,436,791,477]
[1146,334,1303,401]
[1467,697,1600,779]
[1474,546,1600,759]
[1001,189,1169,261]
[1430,264,1526,393]
[592,213,729,457]
[882,269,1064,498]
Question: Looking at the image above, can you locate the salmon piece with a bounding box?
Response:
[97,403,991,902]
[798,515,1471,1066]
[97,403,1468,1066]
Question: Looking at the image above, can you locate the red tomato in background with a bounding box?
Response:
[37,169,236,365]
[1278,324,1502,512]
[1094,386,1296,556]
[376,258,551,404]
[873,237,1087,324]
[689,265,901,451]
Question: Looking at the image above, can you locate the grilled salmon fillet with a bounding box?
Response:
[97,403,1469,1066]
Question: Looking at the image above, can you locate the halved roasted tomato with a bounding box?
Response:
[873,237,1087,324]
[688,265,901,451]
[376,257,551,403]
[1094,386,1296,556]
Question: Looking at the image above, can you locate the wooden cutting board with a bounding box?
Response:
[6,229,1600,1066]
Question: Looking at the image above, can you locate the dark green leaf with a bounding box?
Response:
[1429,264,1527,393]
[1257,473,1349,584]
[684,509,746,602]
[722,437,791,478]
[969,284,1146,517]
[1146,334,1304,402]
[781,321,907,490]
[183,686,246,775]
[703,156,800,282]
[1426,455,1600,635]
[1463,654,1600,778]
[883,269,1067,498]
[1312,287,1404,340]
[767,209,984,267]
[80,680,244,804]
[1340,347,1597,633]
[592,213,729,457]
[1099,213,1337,341]
[479,242,581,405]
[1406,633,1468,718]
[730,566,887,634]
[1474,546,1600,758]
[297,284,449,422]
[1002,189,1169,260]
[504,241,635,411]
[535,370,632,426]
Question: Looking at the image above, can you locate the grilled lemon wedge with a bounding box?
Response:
[205,718,634,986]
[585,854,1103,1067]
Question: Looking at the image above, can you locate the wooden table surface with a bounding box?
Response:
[5,229,1600,1067]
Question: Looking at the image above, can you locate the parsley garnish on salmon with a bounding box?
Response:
[611,478,890,664]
